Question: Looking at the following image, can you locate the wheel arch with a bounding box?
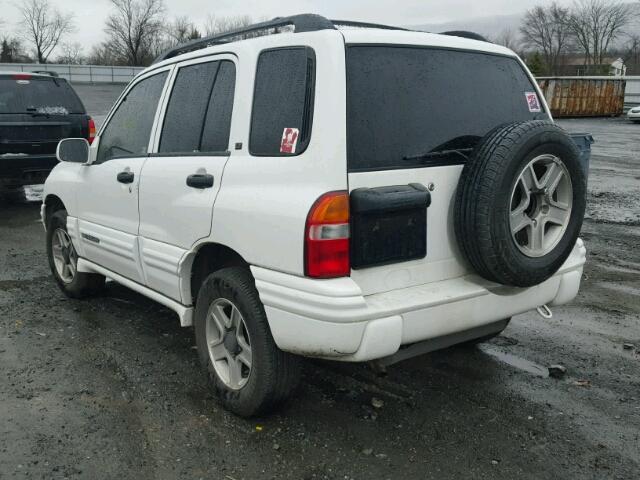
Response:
[43,194,66,228]
[181,242,250,305]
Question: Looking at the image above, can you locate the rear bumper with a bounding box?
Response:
[252,239,587,362]
[0,154,57,188]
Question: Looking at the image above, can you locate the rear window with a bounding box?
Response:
[346,46,545,172]
[249,47,315,156]
[0,76,85,114]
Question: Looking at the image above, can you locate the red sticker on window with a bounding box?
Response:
[525,92,541,112]
[280,128,299,154]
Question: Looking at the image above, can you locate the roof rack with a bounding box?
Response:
[154,14,335,63]
[153,14,408,64]
[31,70,59,77]
[440,31,490,43]
[330,19,409,31]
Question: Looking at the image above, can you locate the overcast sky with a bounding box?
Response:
[0,0,637,55]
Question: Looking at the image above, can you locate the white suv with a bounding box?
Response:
[42,15,588,416]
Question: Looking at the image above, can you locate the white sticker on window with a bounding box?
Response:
[525,92,541,112]
[280,128,300,154]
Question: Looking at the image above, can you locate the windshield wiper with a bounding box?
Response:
[403,147,473,162]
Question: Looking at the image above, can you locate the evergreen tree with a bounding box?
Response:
[0,40,12,62]
[527,52,546,76]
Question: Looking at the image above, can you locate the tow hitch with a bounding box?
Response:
[536,304,553,319]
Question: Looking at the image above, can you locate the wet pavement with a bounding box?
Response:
[71,83,126,128]
[0,117,639,479]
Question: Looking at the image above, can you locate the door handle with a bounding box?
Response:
[117,171,135,184]
[186,173,214,189]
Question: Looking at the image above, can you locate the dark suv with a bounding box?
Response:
[0,72,94,192]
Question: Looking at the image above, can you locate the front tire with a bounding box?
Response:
[194,267,301,417]
[46,209,105,298]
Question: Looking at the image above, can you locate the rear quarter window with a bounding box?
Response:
[0,76,85,114]
[249,47,315,156]
[346,46,545,172]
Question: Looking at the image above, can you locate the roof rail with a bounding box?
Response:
[440,31,490,42]
[330,19,409,31]
[154,14,336,64]
[31,70,59,77]
[153,14,411,64]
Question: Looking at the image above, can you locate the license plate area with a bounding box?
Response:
[350,184,431,269]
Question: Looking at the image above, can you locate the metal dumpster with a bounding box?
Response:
[537,77,626,117]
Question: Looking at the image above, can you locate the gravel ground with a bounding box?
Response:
[0,115,639,480]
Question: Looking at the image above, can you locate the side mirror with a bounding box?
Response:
[56,138,90,164]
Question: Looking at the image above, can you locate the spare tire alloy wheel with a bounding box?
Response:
[51,227,77,284]
[510,154,572,257]
[205,298,252,390]
[454,121,586,287]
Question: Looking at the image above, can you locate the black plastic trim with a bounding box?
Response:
[148,151,230,157]
[350,184,430,269]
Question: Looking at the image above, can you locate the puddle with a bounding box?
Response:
[478,344,549,378]
[595,282,640,297]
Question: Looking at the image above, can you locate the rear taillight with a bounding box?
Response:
[12,73,32,80]
[87,117,96,144]
[304,191,350,278]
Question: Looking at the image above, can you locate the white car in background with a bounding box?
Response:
[42,14,590,417]
[628,106,640,123]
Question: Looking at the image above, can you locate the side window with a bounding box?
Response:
[96,72,167,163]
[160,60,236,154]
[201,62,236,152]
[249,47,315,156]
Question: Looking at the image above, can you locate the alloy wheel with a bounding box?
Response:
[509,154,573,258]
[205,298,252,390]
[51,228,77,283]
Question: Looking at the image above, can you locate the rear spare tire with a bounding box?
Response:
[454,121,586,287]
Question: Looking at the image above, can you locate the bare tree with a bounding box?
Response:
[621,33,640,73]
[566,0,635,72]
[20,0,75,63]
[520,2,572,75]
[166,15,200,45]
[103,0,165,66]
[203,14,253,37]
[492,28,520,51]
[87,44,122,66]
[56,42,84,64]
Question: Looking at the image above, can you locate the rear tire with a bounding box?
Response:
[194,267,301,417]
[46,209,105,298]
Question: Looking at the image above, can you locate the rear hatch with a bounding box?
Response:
[346,45,548,295]
[0,74,88,156]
